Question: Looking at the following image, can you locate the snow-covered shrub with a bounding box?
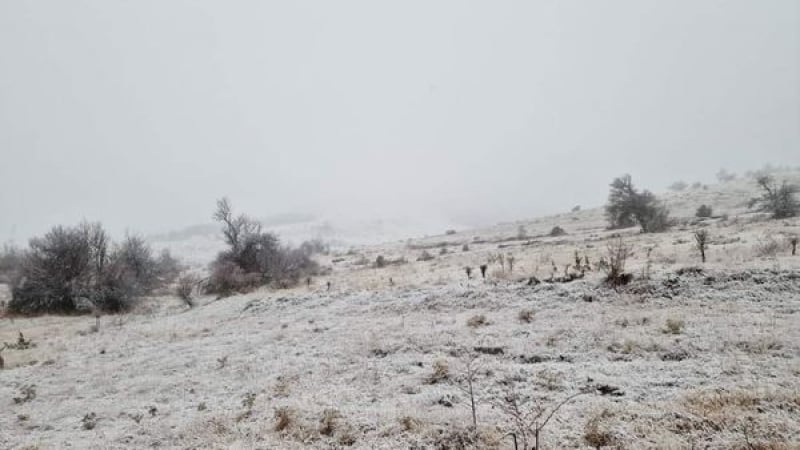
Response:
[176,274,197,306]
[206,198,319,295]
[749,175,799,219]
[695,204,713,218]
[114,235,179,294]
[754,234,781,257]
[467,314,488,327]
[426,360,450,384]
[416,250,435,261]
[207,260,257,295]
[605,175,671,232]
[9,223,173,314]
[375,255,386,268]
[663,318,685,334]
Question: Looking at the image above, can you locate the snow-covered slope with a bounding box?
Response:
[2,170,799,449]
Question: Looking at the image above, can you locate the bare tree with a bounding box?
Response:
[491,384,587,450]
[213,197,262,252]
[84,222,109,276]
[116,234,155,288]
[454,353,482,430]
[602,237,634,287]
[694,230,709,263]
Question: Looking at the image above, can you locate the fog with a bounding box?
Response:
[1,1,798,243]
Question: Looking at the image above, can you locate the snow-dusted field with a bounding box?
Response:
[2,174,799,449]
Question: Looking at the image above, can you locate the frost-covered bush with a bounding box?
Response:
[114,235,179,294]
[207,260,252,295]
[749,175,799,219]
[754,234,781,258]
[417,250,435,261]
[605,175,671,233]
[206,198,319,295]
[695,204,713,218]
[9,223,174,314]
[176,274,197,306]
[375,255,386,268]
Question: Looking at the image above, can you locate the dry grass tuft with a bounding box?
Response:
[337,425,358,446]
[663,318,685,335]
[467,314,488,328]
[734,337,784,354]
[754,234,782,257]
[583,410,616,449]
[318,408,341,436]
[426,359,450,384]
[682,388,800,440]
[684,389,800,419]
[518,309,534,323]
[13,385,36,404]
[272,375,295,398]
[273,406,295,432]
[399,415,422,432]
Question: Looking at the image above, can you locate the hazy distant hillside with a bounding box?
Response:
[150,213,470,268]
[150,169,800,268]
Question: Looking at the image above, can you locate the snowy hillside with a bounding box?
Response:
[2,171,799,449]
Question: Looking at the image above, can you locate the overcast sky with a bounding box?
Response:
[1,0,798,242]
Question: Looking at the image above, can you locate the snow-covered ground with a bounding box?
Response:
[2,172,799,449]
